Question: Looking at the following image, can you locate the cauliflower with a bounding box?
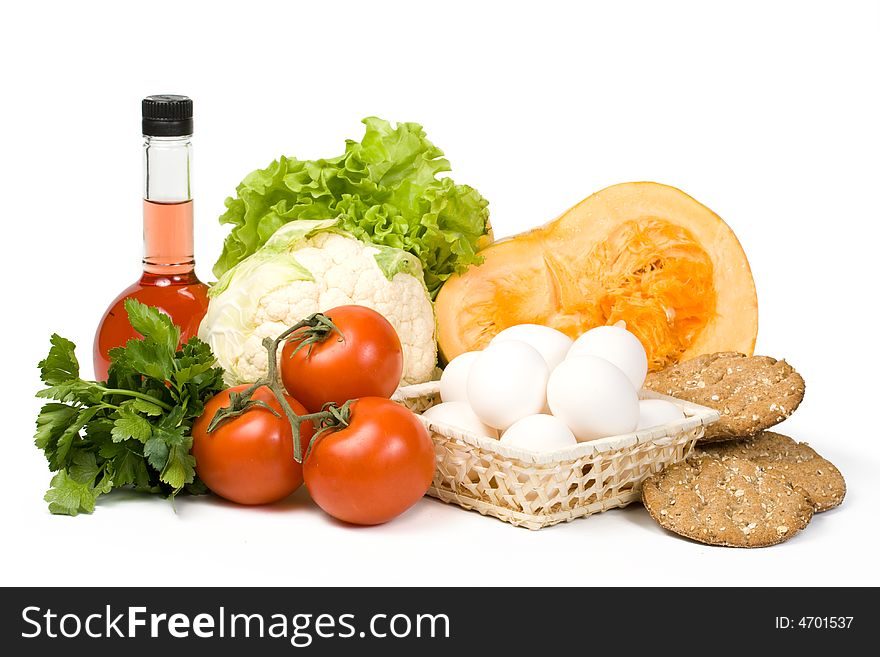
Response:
[199,219,437,386]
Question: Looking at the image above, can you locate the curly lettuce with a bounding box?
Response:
[213,117,490,298]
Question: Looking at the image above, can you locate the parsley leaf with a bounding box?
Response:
[53,406,102,470]
[111,408,153,443]
[34,403,79,455]
[121,338,173,381]
[162,441,196,490]
[68,449,102,483]
[124,298,180,354]
[131,398,163,416]
[37,336,105,404]
[44,452,113,516]
[100,442,152,490]
[143,436,170,472]
[45,471,98,516]
[36,379,104,405]
[38,334,79,384]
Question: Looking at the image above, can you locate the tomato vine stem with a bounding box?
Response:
[207,312,350,463]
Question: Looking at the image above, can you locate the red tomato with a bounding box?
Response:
[303,397,435,525]
[191,385,314,505]
[280,305,403,413]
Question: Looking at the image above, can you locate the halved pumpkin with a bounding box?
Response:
[435,182,758,370]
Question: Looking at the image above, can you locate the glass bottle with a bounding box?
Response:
[93,95,209,381]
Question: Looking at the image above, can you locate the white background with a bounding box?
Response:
[2,0,878,586]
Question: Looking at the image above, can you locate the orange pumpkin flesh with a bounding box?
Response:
[435,182,758,370]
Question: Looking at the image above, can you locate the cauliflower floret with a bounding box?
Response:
[200,223,437,387]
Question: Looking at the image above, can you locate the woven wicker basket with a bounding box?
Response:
[392,382,720,530]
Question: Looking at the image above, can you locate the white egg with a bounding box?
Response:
[636,399,686,430]
[490,324,573,371]
[500,414,577,452]
[567,324,648,389]
[422,402,499,438]
[440,351,481,403]
[547,355,639,441]
[467,341,549,430]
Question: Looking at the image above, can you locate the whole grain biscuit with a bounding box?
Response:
[697,431,845,512]
[644,352,805,442]
[641,455,813,547]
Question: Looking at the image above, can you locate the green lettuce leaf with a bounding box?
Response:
[213,117,490,298]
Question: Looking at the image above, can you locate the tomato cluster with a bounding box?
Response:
[191,305,435,525]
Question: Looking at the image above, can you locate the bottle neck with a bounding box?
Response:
[144,134,191,201]
[142,135,196,276]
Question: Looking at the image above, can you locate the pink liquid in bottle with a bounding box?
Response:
[93,201,208,381]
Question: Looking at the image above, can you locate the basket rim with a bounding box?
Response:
[393,380,720,465]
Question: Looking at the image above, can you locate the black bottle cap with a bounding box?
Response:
[142,95,193,137]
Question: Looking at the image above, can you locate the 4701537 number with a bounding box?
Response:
[775,617,853,629]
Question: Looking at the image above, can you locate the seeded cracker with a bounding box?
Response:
[644,352,805,442]
[697,431,845,512]
[641,455,814,547]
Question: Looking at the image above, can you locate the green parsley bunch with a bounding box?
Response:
[34,299,225,515]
